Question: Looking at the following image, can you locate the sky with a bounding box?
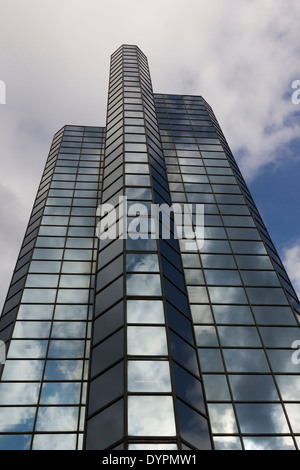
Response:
[0,0,300,310]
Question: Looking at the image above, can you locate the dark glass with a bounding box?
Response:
[177,400,211,450]
[88,362,123,414]
[85,399,124,450]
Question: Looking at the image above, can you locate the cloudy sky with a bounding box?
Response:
[0,0,300,309]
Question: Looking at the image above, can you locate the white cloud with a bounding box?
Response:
[282,241,300,299]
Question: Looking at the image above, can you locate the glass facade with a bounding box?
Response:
[0,45,300,451]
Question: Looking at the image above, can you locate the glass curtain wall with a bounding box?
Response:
[0,125,104,450]
[155,93,300,451]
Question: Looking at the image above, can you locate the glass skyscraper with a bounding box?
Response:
[1,44,300,451]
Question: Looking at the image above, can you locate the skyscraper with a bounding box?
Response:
[0,44,300,451]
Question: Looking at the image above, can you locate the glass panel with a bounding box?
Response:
[198,349,224,372]
[1,360,44,380]
[128,360,171,392]
[21,289,56,303]
[13,321,51,338]
[243,436,295,451]
[236,404,289,433]
[127,274,162,296]
[8,340,47,358]
[126,253,159,272]
[32,434,77,450]
[0,383,40,405]
[208,287,247,304]
[26,274,59,288]
[35,406,79,431]
[213,437,242,451]
[276,375,300,401]
[127,326,168,355]
[128,396,176,436]
[48,340,85,357]
[44,360,83,380]
[177,400,211,449]
[127,300,165,324]
[212,305,254,324]
[40,383,81,404]
[223,349,270,373]
[203,375,231,401]
[0,407,36,432]
[208,404,238,433]
[285,404,300,433]
[194,326,218,347]
[260,327,300,347]
[204,270,241,285]
[229,375,279,401]
[173,363,205,412]
[246,288,288,305]
[218,326,261,347]
[0,435,31,450]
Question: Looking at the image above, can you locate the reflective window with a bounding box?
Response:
[212,305,254,324]
[203,375,231,401]
[213,437,242,451]
[44,360,83,380]
[208,287,247,304]
[195,326,218,347]
[18,304,54,320]
[246,288,288,305]
[243,436,295,451]
[13,321,51,338]
[128,396,176,436]
[276,375,300,401]
[236,404,289,434]
[126,253,159,272]
[51,322,86,339]
[229,375,279,401]
[0,407,36,432]
[32,434,77,451]
[205,270,241,286]
[127,300,165,323]
[223,349,270,373]
[201,254,236,269]
[26,274,59,288]
[127,274,162,296]
[259,327,300,347]
[1,360,44,380]
[40,383,81,404]
[198,349,224,372]
[8,340,47,358]
[48,339,85,358]
[208,404,238,434]
[0,383,40,405]
[35,406,79,431]
[127,326,168,355]
[128,361,171,392]
[21,289,56,304]
[218,326,261,347]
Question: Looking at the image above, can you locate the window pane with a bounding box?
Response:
[236,404,289,434]
[127,326,168,355]
[128,396,176,436]
[127,274,161,296]
[128,361,171,392]
[127,300,164,323]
